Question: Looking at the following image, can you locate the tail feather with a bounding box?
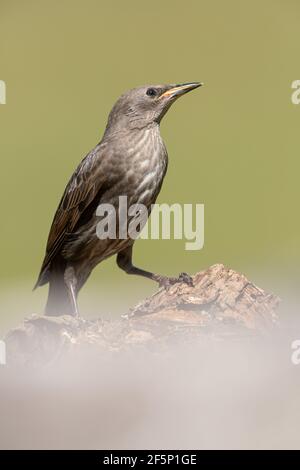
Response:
[44,258,75,316]
[33,264,50,291]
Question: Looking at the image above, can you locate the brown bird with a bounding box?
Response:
[35,82,202,316]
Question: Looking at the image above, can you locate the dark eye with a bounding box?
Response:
[146,88,157,97]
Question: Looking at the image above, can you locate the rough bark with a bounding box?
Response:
[5,264,280,366]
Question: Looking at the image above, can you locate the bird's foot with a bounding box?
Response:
[177,272,194,286]
[154,272,194,289]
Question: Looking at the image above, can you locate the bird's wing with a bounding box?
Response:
[35,144,106,286]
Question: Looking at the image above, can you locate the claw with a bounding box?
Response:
[178,272,194,287]
[155,272,194,289]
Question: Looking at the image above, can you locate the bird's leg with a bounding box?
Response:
[64,266,79,316]
[116,246,193,289]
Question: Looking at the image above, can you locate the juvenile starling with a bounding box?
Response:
[35,82,202,316]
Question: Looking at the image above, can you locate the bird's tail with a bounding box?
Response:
[45,259,76,316]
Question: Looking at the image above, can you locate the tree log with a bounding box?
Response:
[5,264,280,366]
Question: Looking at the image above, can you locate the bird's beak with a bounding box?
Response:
[160,82,203,99]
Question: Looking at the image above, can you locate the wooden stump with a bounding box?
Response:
[5,264,280,365]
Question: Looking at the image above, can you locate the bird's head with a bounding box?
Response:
[105,82,203,134]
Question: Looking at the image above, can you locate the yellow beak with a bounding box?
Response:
[160,82,203,99]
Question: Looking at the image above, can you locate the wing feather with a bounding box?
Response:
[35,144,105,287]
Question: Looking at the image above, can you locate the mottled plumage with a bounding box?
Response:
[35,83,201,315]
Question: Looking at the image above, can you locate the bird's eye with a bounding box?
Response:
[146,88,157,97]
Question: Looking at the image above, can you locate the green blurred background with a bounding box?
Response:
[0,0,299,333]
